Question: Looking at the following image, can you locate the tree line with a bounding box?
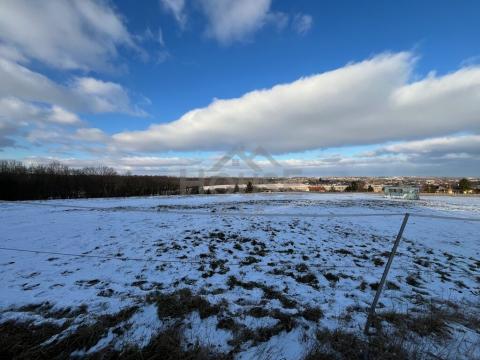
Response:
[0,160,181,200]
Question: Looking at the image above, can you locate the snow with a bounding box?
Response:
[0,193,479,359]
[116,304,163,348]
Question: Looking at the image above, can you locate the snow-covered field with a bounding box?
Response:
[0,193,479,359]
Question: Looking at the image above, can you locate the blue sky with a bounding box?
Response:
[0,0,479,176]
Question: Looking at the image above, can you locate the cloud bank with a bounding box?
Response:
[113,52,480,154]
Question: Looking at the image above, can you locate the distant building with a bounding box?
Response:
[288,184,310,192]
[435,185,452,194]
[308,185,326,192]
[384,186,420,200]
[366,184,385,193]
[332,184,349,192]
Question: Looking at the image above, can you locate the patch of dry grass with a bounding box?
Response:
[305,329,409,360]
[147,288,225,319]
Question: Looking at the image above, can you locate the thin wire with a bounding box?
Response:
[163,210,409,218]
[0,246,364,268]
[0,246,203,264]
[409,213,480,222]
[1,200,480,221]
[0,201,478,276]
[0,201,406,218]
[0,246,475,276]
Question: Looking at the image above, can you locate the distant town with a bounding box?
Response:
[202,176,480,195]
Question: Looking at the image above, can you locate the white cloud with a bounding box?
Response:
[275,156,468,177]
[0,121,19,147]
[25,155,200,174]
[118,156,199,168]
[0,57,75,108]
[0,97,82,149]
[246,134,480,176]
[18,132,480,176]
[0,56,146,149]
[0,97,41,125]
[72,77,141,115]
[74,128,108,143]
[160,1,309,44]
[0,56,146,150]
[199,0,274,44]
[0,97,81,127]
[113,52,480,154]
[375,134,480,158]
[0,0,138,71]
[0,97,35,147]
[0,57,143,116]
[292,14,313,35]
[0,44,28,62]
[48,106,81,125]
[21,134,480,176]
[160,0,187,29]
[26,128,65,145]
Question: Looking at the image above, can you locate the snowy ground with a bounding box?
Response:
[0,193,479,359]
